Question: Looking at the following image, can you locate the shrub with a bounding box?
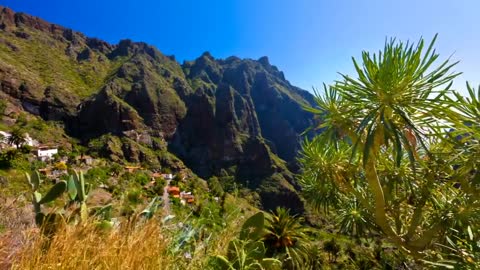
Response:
[323,238,340,263]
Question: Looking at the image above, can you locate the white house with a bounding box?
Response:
[162,173,173,180]
[37,147,58,161]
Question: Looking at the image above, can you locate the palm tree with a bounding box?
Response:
[300,35,480,257]
[8,127,26,149]
[263,207,310,269]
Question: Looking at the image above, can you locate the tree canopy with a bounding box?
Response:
[300,35,480,262]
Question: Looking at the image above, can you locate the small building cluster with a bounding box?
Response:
[0,127,198,208]
[180,191,194,205]
[167,185,195,205]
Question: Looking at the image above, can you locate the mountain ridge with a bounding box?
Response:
[0,6,316,212]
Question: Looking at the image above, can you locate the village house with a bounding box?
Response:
[124,166,141,173]
[180,191,195,205]
[37,146,58,161]
[162,173,173,180]
[167,186,180,198]
[24,133,37,147]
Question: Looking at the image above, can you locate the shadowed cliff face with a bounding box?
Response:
[0,6,316,213]
[171,53,315,176]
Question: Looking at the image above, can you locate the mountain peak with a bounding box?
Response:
[258,56,270,66]
[200,51,214,59]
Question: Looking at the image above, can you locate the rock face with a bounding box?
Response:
[76,43,189,139]
[0,6,316,213]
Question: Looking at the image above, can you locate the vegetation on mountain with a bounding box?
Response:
[0,6,315,212]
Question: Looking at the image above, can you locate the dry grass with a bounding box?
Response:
[12,221,175,270]
[0,192,254,270]
[0,195,35,270]
[8,216,243,270]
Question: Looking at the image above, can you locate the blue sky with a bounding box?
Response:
[1,0,479,95]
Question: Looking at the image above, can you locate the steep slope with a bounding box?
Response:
[177,53,314,166]
[0,7,121,121]
[76,40,190,139]
[0,6,316,212]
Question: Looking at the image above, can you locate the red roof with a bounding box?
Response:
[168,186,180,194]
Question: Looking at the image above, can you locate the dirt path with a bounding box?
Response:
[162,179,171,216]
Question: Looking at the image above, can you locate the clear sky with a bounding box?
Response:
[1,0,479,95]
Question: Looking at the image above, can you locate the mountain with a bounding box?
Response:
[0,6,316,212]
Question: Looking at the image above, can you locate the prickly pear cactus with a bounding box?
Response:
[68,170,91,223]
[38,181,67,204]
[239,212,265,241]
[25,171,67,231]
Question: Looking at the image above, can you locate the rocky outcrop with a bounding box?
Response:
[173,53,315,173]
[76,42,189,139]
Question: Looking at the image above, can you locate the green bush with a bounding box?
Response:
[323,238,340,263]
[134,171,150,186]
[127,188,142,205]
[84,167,109,185]
[208,176,224,196]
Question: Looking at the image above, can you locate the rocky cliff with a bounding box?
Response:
[0,6,316,212]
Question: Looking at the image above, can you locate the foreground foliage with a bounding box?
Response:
[301,34,480,266]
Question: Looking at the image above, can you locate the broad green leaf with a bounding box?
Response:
[38,181,67,204]
[33,191,42,203]
[240,212,265,241]
[67,175,77,201]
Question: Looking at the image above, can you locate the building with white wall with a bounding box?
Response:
[37,147,58,161]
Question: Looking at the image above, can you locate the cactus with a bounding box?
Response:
[25,171,67,231]
[26,170,41,190]
[67,175,77,201]
[67,170,90,223]
[239,212,265,241]
[72,170,88,201]
[38,181,67,204]
[25,170,102,234]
